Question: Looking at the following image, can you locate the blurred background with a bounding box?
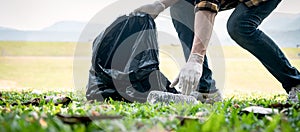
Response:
[0,0,299,97]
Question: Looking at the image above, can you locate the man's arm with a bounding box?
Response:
[134,0,219,95]
[191,11,216,55]
[170,11,216,95]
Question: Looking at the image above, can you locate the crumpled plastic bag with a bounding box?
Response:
[86,13,178,103]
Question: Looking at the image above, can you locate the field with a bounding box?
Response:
[1,41,299,95]
[1,91,299,131]
[0,41,300,131]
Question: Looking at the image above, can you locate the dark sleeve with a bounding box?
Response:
[195,0,221,13]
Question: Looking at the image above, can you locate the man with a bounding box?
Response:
[135,0,300,103]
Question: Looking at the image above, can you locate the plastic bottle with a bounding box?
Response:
[147,91,198,105]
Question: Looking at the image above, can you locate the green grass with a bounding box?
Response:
[0,42,300,131]
[0,91,299,132]
[0,41,91,56]
[0,41,76,56]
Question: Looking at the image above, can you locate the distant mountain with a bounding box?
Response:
[264,29,300,47]
[42,21,86,32]
[0,21,105,42]
[0,27,18,31]
[0,13,299,47]
[261,13,300,31]
[215,12,300,47]
[261,13,300,47]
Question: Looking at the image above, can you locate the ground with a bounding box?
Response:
[0,91,299,131]
[0,41,299,95]
[0,41,300,131]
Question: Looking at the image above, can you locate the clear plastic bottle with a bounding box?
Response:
[147,91,198,105]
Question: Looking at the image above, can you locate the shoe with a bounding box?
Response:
[190,89,223,104]
[287,85,300,104]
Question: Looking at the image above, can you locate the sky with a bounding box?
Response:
[0,0,299,30]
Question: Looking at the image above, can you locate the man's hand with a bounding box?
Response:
[170,53,204,95]
[134,1,165,19]
[134,0,180,19]
[171,11,216,95]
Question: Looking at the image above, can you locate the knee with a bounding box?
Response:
[227,16,258,43]
[226,19,238,40]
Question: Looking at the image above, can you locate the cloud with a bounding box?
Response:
[0,0,299,30]
[0,0,116,30]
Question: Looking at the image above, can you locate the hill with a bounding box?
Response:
[0,13,299,47]
[0,21,87,42]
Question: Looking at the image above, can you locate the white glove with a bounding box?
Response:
[170,53,204,95]
[134,1,165,19]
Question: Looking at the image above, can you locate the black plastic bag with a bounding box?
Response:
[86,13,178,103]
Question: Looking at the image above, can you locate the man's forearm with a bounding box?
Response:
[191,11,216,56]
